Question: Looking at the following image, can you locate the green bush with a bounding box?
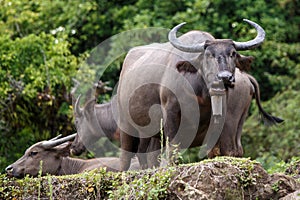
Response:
[0,32,79,170]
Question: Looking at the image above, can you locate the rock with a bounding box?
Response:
[280,189,300,200]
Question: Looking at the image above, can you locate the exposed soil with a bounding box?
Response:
[1,157,299,200]
[167,157,299,200]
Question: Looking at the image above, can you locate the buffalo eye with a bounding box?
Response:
[230,51,237,58]
[29,151,38,157]
[205,51,214,58]
[75,119,80,126]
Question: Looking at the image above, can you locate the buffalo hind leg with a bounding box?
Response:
[137,137,151,169]
[234,108,250,156]
[147,136,161,168]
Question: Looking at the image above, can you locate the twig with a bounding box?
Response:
[194,165,204,188]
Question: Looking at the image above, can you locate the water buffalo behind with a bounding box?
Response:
[71,95,120,156]
[70,81,162,168]
[70,80,118,156]
[117,19,283,170]
[5,134,140,178]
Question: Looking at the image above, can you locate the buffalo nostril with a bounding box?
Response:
[230,76,235,82]
[5,165,13,173]
[217,71,233,82]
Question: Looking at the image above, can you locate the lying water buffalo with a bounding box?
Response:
[117,19,283,170]
[5,134,139,178]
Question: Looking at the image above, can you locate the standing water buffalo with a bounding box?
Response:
[71,95,120,156]
[70,80,162,165]
[5,134,139,178]
[70,80,119,156]
[71,90,163,167]
[117,19,283,170]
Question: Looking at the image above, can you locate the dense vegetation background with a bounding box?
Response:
[0,0,299,171]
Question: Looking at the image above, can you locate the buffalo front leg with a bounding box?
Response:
[218,111,249,157]
[120,131,136,171]
[162,103,181,165]
[216,121,242,157]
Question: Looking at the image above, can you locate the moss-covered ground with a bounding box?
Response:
[1,157,299,200]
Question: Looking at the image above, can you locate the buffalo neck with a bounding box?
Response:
[95,97,118,140]
[58,157,89,175]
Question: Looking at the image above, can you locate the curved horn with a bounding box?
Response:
[49,134,62,141]
[168,22,205,53]
[71,78,80,96]
[74,94,83,117]
[41,133,77,149]
[233,19,265,51]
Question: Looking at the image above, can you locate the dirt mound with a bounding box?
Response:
[1,157,299,199]
[168,157,299,200]
[280,190,300,200]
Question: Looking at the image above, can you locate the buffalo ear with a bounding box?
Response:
[236,54,254,72]
[84,98,96,116]
[55,142,72,157]
[176,61,197,73]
